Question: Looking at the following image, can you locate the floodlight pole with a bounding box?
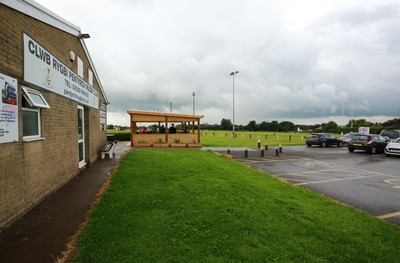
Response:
[230,71,239,137]
[192,92,195,115]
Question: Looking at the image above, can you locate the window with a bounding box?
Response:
[78,57,84,78]
[88,69,93,85]
[22,87,50,140]
[22,108,40,138]
[22,87,50,108]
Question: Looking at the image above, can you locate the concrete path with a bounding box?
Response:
[0,142,133,263]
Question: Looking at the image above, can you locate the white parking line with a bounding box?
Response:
[377,211,400,219]
[295,174,382,186]
[384,179,400,189]
[273,168,349,177]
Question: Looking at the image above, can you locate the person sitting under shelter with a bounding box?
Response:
[168,123,176,134]
[159,125,165,134]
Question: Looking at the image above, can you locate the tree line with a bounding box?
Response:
[200,118,400,133]
[107,118,400,133]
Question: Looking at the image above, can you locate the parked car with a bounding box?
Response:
[384,138,400,156]
[338,132,360,146]
[348,134,388,154]
[306,133,343,147]
[380,130,400,142]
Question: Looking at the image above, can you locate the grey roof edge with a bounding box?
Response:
[80,39,109,104]
[2,0,109,105]
[2,0,81,35]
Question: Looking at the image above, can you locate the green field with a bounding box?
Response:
[74,150,400,262]
[201,131,311,147]
[108,129,319,147]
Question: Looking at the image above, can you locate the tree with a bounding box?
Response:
[279,121,295,132]
[259,121,269,131]
[245,120,258,131]
[324,121,338,131]
[270,120,279,132]
[220,118,233,130]
[346,119,372,128]
[382,118,400,127]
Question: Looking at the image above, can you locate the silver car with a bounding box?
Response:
[384,138,400,156]
[339,132,360,146]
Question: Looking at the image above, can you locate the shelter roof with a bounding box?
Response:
[127,110,203,122]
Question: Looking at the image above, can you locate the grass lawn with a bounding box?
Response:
[74,150,400,262]
[201,131,311,147]
[107,129,314,147]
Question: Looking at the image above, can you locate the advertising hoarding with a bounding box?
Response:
[0,73,18,143]
[23,33,99,109]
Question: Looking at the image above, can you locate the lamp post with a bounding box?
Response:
[192,92,195,115]
[230,71,239,137]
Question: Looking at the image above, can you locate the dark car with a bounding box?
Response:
[306,133,343,147]
[348,134,388,154]
[338,132,360,146]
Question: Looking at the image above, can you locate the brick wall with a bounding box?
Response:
[0,5,108,229]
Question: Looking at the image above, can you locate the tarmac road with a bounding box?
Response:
[216,145,400,225]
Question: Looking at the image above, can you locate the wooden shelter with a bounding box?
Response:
[127,110,204,147]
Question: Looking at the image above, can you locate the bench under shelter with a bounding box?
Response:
[127,110,204,147]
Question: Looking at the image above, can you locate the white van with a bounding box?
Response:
[380,130,400,142]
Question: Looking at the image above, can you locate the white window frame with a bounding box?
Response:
[77,57,84,78]
[77,105,86,168]
[22,86,49,141]
[22,86,50,109]
[88,69,93,86]
[22,107,42,140]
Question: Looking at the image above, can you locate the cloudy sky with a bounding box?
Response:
[35,0,400,126]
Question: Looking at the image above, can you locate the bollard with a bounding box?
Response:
[227,147,231,155]
[265,143,268,151]
[289,135,291,142]
[245,147,248,158]
[261,149,265,157]
[250,134,252,139]
[275,147,279,157]
[257,140,261,149]
[279,144,282,153]
[226,133,228,137]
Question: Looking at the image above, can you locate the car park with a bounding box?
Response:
[380,130,400,142]
[306,133,343,147]
[228,146,400,225]
[348,134,388,154]
[338,132,360,146]
[384,138,400,156]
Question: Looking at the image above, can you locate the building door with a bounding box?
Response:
[78,105,86,168]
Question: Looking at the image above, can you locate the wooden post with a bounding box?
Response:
[131,118,136,146]
[197,119,201,143]
[165,117,168,143]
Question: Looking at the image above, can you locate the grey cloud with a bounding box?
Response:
[36,0,400,125]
